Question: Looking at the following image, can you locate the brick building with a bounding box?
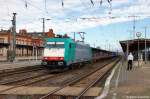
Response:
[28,29,55,39]
[0,29,55,61]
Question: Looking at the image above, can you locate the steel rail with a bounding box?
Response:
[0,70,52,85]
[0,65,44,78]
[0,66,77,94]
[39,58,118,99]
[0,73,55,94]
[75,58,120,99]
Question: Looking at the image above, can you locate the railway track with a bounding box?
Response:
[0,65,53,85]
[0,65,76,86]
[29,59,115,87]
[39,58,120,99]
[0,65,78,93]
[0,58,119,99]
[0,70,52,85]
[0,65,45,78]
[75,59,119,99]
[0,72,55,93]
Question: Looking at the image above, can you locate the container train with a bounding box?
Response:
[42,37,117,69]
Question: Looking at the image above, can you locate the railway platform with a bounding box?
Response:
[97,60,150,99]
[0,56,42,62]
[0,60,41,71]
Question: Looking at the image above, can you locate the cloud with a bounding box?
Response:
[111,0,150,16]
[0,0,149,33]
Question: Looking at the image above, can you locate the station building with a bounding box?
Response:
[0,29,55,60]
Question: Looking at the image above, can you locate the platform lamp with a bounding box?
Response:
[136,32,142,67]
[41,18,51,44]
[144,26,148,64]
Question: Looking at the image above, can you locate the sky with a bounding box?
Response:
[0,0,150,52]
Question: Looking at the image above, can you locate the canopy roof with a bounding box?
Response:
[120,39,150,52]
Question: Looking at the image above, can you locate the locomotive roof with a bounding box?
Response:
[46,37,90,47]
[46,37,74,42]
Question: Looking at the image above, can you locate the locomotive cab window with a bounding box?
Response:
[46,42,64,49]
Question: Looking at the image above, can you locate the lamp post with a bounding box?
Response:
[35,46,38,61]
[41,18,51,42]
[41,18,51,35]
[32,43,35,61]
[105,40,108,50]
[136,32,142,67]
[126,40,129,61]
[73,32,75,41]
[9,13,17,62]
[144,27,147,64]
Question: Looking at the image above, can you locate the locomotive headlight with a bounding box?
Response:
[42,62,47,65]
[58,62,64,66]
[59,57,64,60]
[44,57,48,59]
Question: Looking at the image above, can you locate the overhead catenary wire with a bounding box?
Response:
[24,0,28,8]
[20,0,53,26]
[79,0,102,18]
[0,0,47,21]
[44,0,48,13]
[61,0,64,7]
[22,0,42,11]
[79,0,91,10]
[90,0,94,6]
[100,0,103,6]
[4,0,113,16]
[107,0,112,14]
[2,0,149,32]
[1,0,115,22]
[20,0,48,15]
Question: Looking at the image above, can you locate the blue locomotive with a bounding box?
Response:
[42,37,92,68]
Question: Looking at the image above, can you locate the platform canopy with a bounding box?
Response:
[120,39,150,53]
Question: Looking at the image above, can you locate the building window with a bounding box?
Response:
[0,38,4,43]
[38,34,42,36]
[21,39,23,44]
[0,48,3,56]
[16,39,18,44]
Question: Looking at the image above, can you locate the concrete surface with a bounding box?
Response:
[0,60,41,70]
[104,60,150,99]
[0,85,101,96]
[0,56,42,62]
